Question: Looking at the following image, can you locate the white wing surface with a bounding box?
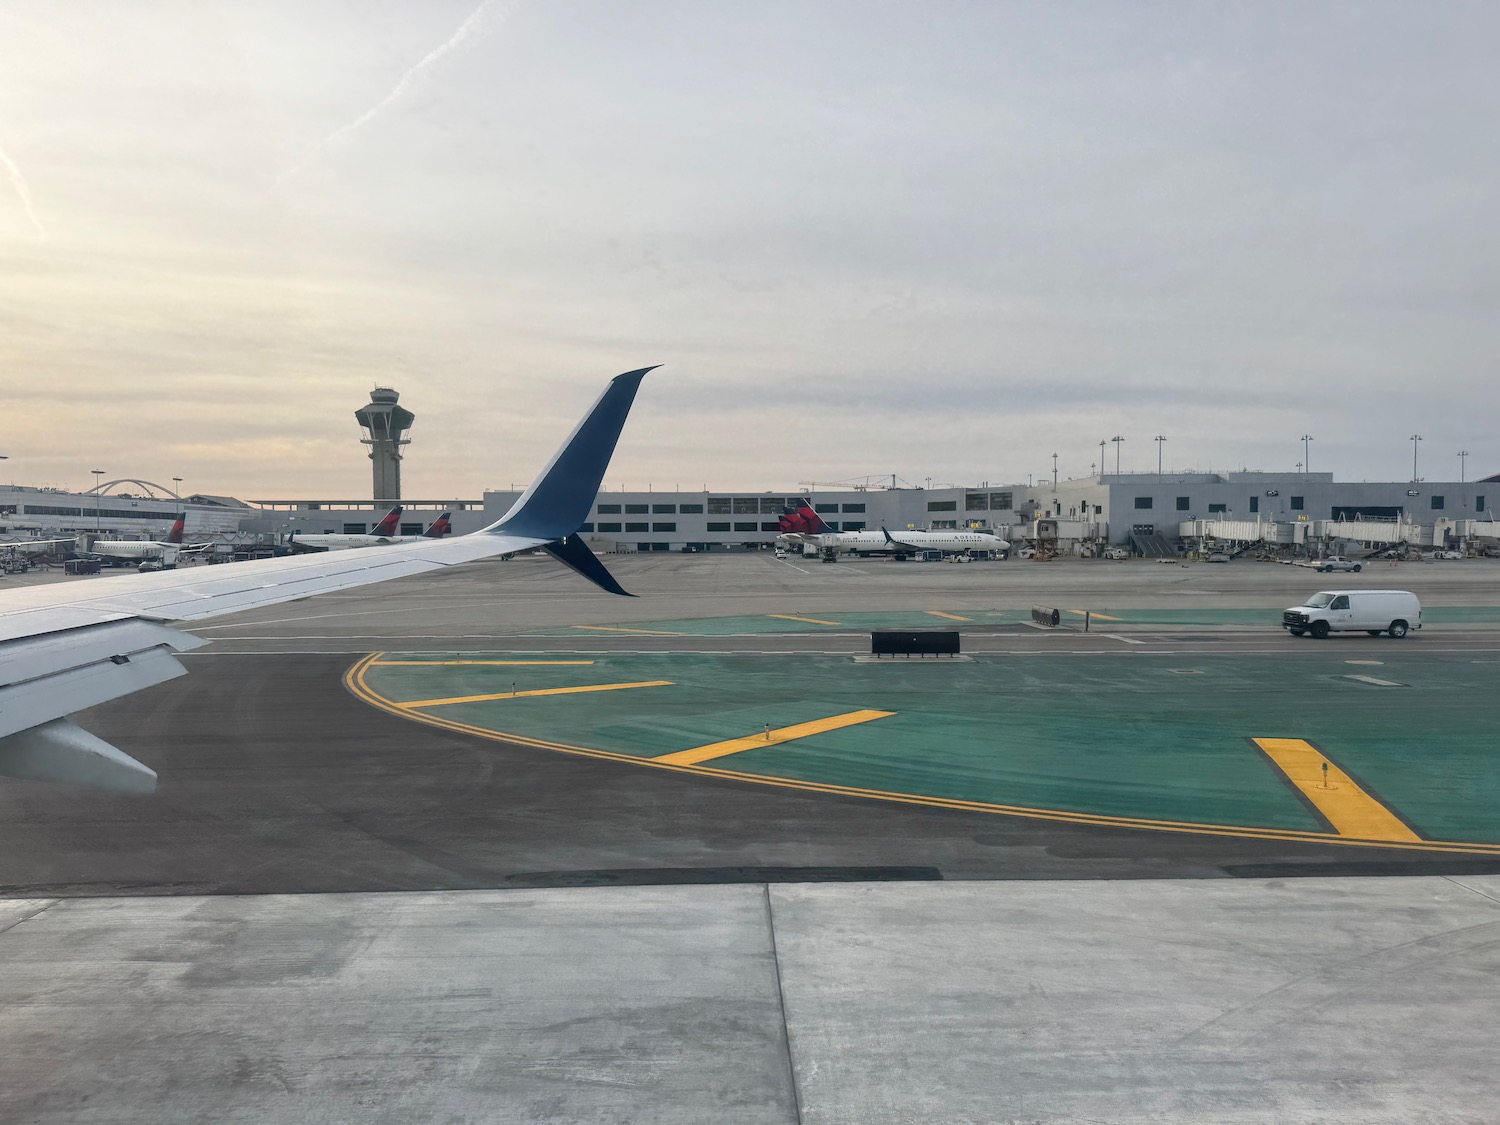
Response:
[0,367,654,792]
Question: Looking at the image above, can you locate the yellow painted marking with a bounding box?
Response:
[1252,738,1421,842]
[371,660,596,666]
[926,611,972,622]
[767,614,842,626]
[654,710,894,766]
[570,625,686,636]
[400,680,673,708]
[1068,609,1120,621]
[345,656,1500,857]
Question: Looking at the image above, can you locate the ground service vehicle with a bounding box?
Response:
[1314,556,1363,573]
[1282,589,1421,639]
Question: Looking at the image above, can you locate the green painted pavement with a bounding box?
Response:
[360,651,1500,843]
[521,607,1500,635]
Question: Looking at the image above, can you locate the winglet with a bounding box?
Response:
[543,534,635,596]
[487,366,656,541]
[882,527,895,544]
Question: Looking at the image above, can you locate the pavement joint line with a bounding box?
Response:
[397,680,675,708]
[345,653,1500,857]
[1251,738,1422,843]
[1344,674,1404,687]
[653,711,896,766]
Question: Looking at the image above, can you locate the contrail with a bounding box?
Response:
[0,136,45,241]
[276,0,508,187]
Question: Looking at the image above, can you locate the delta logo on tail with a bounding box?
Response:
[371,507,403,536]
[778,499,834,536]
[422,513,453,539]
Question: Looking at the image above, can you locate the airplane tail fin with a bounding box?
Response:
[166,514,187,545]
[371,506,403,536]
[485,366,656,595]
[779,498,834,536]
[422,512,453,539]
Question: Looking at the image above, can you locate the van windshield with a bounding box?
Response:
[1304,592,1335,608]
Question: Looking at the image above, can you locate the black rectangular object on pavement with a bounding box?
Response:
[871,630,960,656]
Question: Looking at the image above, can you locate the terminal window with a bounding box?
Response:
[844,520,866,531]
[625,504,648,514]
[927,500,957,512]
[815,503,839,514]
[760,522,780,532]
[990,492,1013,510]
[965,494,989,510]
[343,523,366,534]
[679,503,704,514]
[1479,496,1486,512]
[1208,503,1227,513]
[625,522,648,532]
[733,498,759,514]
[400,523,423,535]
[1176,496,1189,511]
[598,522,622,532]
[652,504,676,514]
[1431,495,1445,510]
[842,503,865,513]
[708,498,732,514]
[1133,497,1153,510]
[597,504,622,514]
[1290,496,1304,510]
[1249,497,1258,513]
[760,498,787,513]
[823,521,840,530]
[733,521,758,531]
[707,521,730,532]
[652,522,676,532]
[578,523,594,533]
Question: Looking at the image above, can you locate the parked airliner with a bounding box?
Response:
[778,500,1009,557]
[287,509,453,553]
[89,514,210,566]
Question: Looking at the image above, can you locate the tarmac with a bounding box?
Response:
[4,552,1500,1121]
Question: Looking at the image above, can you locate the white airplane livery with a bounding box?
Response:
[0,367,655,795]
[287,509,453,553]
[89,514,210,565]
[777,500,1010,557]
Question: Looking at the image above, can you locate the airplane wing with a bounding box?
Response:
[0,366,654,794]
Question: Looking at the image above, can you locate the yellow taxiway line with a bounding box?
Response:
[767,614,843,626]
[1252,738,1422,842]
[926,611,972,622]
[346,654,1500,857]
[1068,609,1120,621]
[570,625,687,636]
[654,710,895,766]
[398,680,674,709]
[370,660,596,667]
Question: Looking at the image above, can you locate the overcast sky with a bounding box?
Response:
[1,1,1496,499]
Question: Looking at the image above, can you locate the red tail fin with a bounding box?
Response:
[166,514,187,544]
[371,506,403,536]
[778,499,834,536]
[422,512,453,539]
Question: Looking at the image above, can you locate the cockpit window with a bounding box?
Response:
[1305,592,1335,608]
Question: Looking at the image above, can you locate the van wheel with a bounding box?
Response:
[1388,620,1409,638]
[1352,564,1362,572]
[1311,621,1330,639]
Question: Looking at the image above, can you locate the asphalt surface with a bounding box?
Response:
[5,553,1499,895]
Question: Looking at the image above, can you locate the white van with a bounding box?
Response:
[1282,589,1421,639]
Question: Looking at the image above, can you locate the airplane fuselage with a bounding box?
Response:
[798,530,1011,555]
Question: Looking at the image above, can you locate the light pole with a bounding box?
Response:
[172,476,183,499]
[1301,434,1313,475]
[1110,435,1125,475]
[1410,434,1422,481]
[91,469,105,532]
[1458,451,1470,483]
[1051,453,1058,491]
[1098,439,1106,477]
[1153,435,1166,476]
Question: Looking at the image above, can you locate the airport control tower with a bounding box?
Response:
[355,387,415,502]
